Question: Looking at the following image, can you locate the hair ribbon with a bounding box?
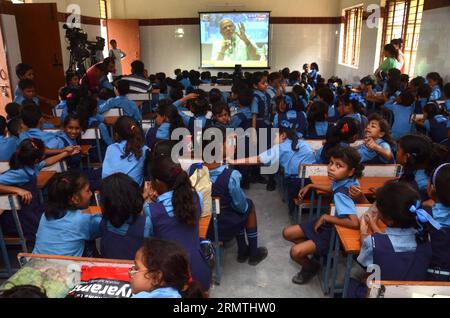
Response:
[410,200,442,230]
[341,122,349,134]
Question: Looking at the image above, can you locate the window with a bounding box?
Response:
[99,0,107,20]
[380,0,424,76]
[340,5,364,67]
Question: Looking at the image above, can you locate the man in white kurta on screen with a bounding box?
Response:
[211,19,260,61]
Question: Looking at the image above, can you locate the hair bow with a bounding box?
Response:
[284,95,293,110]
[410,200,442,230]
[170,166,183,178]
[280,120,294,129]
[348,93,360,102]
[340,122,350,134]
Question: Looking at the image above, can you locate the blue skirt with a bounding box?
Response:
[207,199,253,242]
[299,218,333,256]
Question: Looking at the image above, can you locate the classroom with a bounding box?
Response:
[0,0,449,300]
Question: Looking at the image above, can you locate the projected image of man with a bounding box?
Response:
[212,19,260,61]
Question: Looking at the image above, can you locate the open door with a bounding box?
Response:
[107,19,140,76]
[14,3,65,113]
[0,14,12,115]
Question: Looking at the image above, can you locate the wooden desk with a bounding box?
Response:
[44,116,61,128]
[85,206,101,214]
[37,171,56,189]
[309,176,396,196]
[335,221,387,254]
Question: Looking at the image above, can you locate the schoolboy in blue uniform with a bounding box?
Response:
[14,63,34,102]
[99,80,141,124]
[19,104,66,151]
[14,79,40,106]
[384,90,415,140]
[350,182,437,297]
[175,94,212,135]
[427,164,450,281]
[283,147,362,284]
[0,116,18,161]
[33,171,101,257]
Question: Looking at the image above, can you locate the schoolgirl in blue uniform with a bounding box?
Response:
[427,164,450,281]
[306,101,331,139]
[33,171,101,257]
[317,87,338,123]
[273,94,308,138]
[102,116,149,187]
[292,85,309,112]
[383,90,415,140]
[308,62,320,88]
[205,129,268,266]
[316,118,359,164]
[283,146,362,284]
[99,173,152,260]
[337,92,368,138]
[414,84,431,114]
[357,113,395,164]
[350,182,438,297]
[77,95,113,147]
[144,156,211,291]
[55,114,83,170]
[130,238,205,298]
[0,116,18,162]
[0,139,79,244]
[236,125,316,215]
[145,100,184,150]
[416,102,448,144]
[426,72,443,101]
[396,134,432,201]
[267,72,282,99]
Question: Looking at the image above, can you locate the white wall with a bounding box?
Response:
[1,14,21,90]
[29,0,100,17]
[415,6,450,83]
[140,23,339,79]
[109,0,340,19]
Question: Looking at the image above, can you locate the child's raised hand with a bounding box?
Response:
[185,93,199,100]
[349,186,363,200]
[364,138,378,151]
[16,188,32,205]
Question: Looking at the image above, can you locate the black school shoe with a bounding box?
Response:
[292,262,321,285]
[251,175,267,184]
[237,249,249,263]
[266,179,276,191]
[248,247,268,266]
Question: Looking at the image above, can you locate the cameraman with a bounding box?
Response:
[80,57,115,95]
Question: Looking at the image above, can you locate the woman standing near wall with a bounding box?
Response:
[391,38,405,73]
[374,44,399,81]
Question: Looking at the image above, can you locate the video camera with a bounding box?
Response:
[63,24,106,76]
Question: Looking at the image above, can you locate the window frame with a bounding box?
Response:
[339,4,364,68]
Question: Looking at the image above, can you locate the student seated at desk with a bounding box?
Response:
[396,134,434,201]
[33,171,101,257]
[383,90,415,140]
[273,94,307,138]
[412,102,448,144]
[0,116,18,161]
[305,101,331,139]
[102,116,148,187]
[316,118,359,164]
[99,173,152,260]
[357,113,395,164]
[19,105,66,153]
[283,147,362,284]
[14,79,40,106]
[427,164,450,282]
[131,238,204,298]
[211,102,231,129]
[77,96,113,146]
[175,93,212,136]
[5,102,21,121]
[0,139,80,244]
[145,100,184,150]
[337,92,368,138]
[144,156,211,291]
[349,182,439,298]
[99,80,141,124]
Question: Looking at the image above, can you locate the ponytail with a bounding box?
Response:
[321,118,358,163]
[307,101,328,135]
[10,138,45,170]
[398,134,432,182]
[150,157,197,227]
[279,127,299,152]
[157,100,185,135]
[114,116,144,160]
[46,171,88,219]
[76,96,97,131]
